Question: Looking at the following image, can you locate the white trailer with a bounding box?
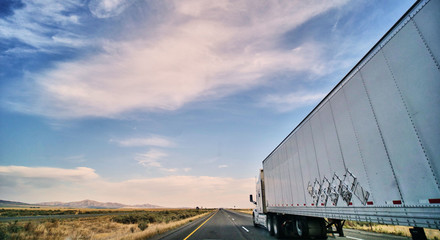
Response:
[250,0,440,239]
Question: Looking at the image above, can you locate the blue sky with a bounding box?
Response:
[0,0,414,208]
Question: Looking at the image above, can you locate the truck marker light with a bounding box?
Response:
[349,202,353,206]
[311,203,315,206]
[297,204,299,206]
[367,201,373,205]
[304,204,306,206]
[429,199,440,204]
[393,200,402,205]
[321,203,325,206]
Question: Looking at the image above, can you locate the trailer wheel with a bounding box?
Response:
[273,215,284,238]
[308,218,327,239]
[252,213,257,227]
[267,215,274,236]
[295,217,308,238]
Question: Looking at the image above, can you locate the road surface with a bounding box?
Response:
[151,209,411,240]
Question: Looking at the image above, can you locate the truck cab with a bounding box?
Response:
[250,169,267,228]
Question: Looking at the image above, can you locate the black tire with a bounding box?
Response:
[253,213,257,227]
[273,215,284,238]
[267,215,274,236]
[294,217,308,239]
[308,217,327,239]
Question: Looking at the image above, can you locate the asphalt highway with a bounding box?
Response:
[151,209,412,240]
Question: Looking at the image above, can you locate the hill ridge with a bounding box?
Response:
[0,199,162,209]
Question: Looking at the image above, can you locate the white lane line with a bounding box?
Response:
[241,226,249,232]
[347,236,364,240]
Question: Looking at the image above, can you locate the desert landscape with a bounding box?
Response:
[0,201,211,240]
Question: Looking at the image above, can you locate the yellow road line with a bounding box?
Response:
[183,211,218,240]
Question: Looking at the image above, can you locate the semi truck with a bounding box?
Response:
[250,0,440,239]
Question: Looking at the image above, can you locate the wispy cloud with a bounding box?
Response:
[0,166,98,181]
[135,149,166,168]
[88,0,136,18]
[64,155,86,163]
[0,165,254,207]
[5,0,349,119]
[218,165,228,168]
[0,0,25,17]
[0,0,86,51]
[162,168,178,173]
[134,149,188,173]
[111,136,174,147]
[261,91,327,112]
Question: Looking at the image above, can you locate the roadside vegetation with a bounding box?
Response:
[0,209,211,240]
[345,221,440,240]
[231,209,253,215]
[0,208,153,217]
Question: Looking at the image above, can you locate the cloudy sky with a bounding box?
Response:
[0,0,414,208]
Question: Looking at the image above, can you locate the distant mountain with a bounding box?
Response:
[0,200,30,207]
[37,199,162,209]
[0,199,162,209]
[132,203,162,208]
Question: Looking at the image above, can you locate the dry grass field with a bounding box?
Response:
[0,209,211,240]
[232,209,253,215]
[0,207,185,217]
[345,221,440,240]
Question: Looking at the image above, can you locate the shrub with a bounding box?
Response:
[0,225,9,240]
[46,219,59,228]
[8,221,23,233]
[24,222,36,232]
[111,209,208,225]
[138,222,148,231]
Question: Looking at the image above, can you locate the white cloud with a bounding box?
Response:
[135,149,167,167]
[111,136,174,147]
[64,155,86,163]
[0,0,86,51]
[262,91,327,112]
[218,165,228,168]
[134,149,190,173]
[0,166,98,181]
[8,0,349,119]
[0,165,254,208]
[88,0,136,18]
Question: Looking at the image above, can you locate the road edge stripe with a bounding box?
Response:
[183,211,217,240]
[347,236,364,240]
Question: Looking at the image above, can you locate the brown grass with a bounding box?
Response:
[0,210,211,240]
[345,221,440,240]
[231,209,253,215]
